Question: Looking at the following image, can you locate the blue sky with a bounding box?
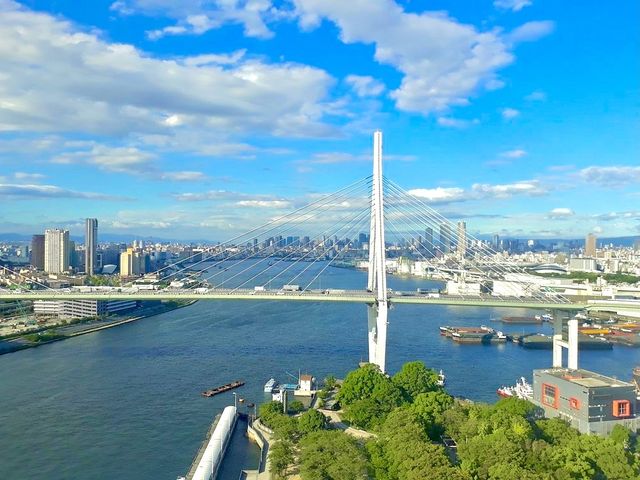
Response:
[0,0,638,240]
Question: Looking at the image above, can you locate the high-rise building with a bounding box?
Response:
[31,234,45,270]
[585,233,597,257]
[440,224,452,253]
[85,218,98,275]
[492,234,501,250]
[44,229,70,274]
[457,221,467,257]
[120,247,144,277]
[424,227,433,255]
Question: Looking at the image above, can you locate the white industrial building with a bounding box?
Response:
[33,300,138,319]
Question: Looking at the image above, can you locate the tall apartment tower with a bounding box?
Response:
[424,227,434,256]
[585,233,597,257]
[31,234,45,270]
[85,218,98,275]
[457,221,467,257]
[440,224,452,254]
[44,229,70,274]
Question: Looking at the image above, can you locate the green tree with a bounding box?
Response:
[269,439,294,480]
[259,401,283,428]
[298,409,327,434]
[534,418,579,445]
[324,375,337,390]
[338,363,404,428]
[299,430,368,480]
[392,361,440,400]
[410,390,454,439]
[610,424,632,450]
[288,400,304,414]
[337,363,389,405]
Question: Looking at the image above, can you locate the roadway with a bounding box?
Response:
[0,287,593,311]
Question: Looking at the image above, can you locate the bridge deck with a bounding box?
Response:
[0,289,592,310]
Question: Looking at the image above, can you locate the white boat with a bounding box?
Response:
[497,377,532,400]
[437,369,446,387]
[264,378,277,393]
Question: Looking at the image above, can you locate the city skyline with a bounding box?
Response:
[0,0,638,241]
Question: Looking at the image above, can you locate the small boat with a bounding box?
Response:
[201,380,245,397]
[264,378,278,393]
[497,377,532,400]
[437,369,446,387]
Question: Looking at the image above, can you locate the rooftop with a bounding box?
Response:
[535,368,632,388]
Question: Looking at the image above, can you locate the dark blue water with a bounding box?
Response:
[0,266,637,479]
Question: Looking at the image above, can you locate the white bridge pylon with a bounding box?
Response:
[367,130,389,373]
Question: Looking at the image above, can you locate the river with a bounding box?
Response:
[1,265,638,479]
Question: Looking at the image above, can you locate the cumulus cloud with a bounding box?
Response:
[494,0,532,12]
[548,207,575,218]
[407,187,466,203]
[111,0,282,40]
[471,180,546,198]
[345,75,385,97]
[0,1,336,139]
[293,0,517,114]
[501,108,520,119]
[0,183,124,200]
[408,180,547,204]
[578,166,640,187]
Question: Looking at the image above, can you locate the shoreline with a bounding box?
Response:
[0,300,197,355]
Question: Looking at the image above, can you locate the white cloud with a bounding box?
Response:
[578,166,640,187]
[471,180,546,198]
[112,1,280,40]
[0,1,336,139]
[525,90,546,101]
[160,171,208,182]
[500,149,527,158]
[593,211,640,222]
[172,190,289,206]
[0,183,124,200]
[12,172,46,181]
[308,152,362,165]
[501,108,520,119]
[236,200,291,208]
[407,187,466,203]
[345,75,385,97]
[507,21,555,44]
[494,0,532,12]
[293,0,516,114]
[53,145,156,174]
[437,117,479,128]
[549,207,574,218]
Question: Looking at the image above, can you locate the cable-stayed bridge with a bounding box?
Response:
[1,131,634,371]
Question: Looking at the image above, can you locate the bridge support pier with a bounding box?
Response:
[552,311,579,370]
[367,302,388,371]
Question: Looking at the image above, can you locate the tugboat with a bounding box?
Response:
[497,377,533,400]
